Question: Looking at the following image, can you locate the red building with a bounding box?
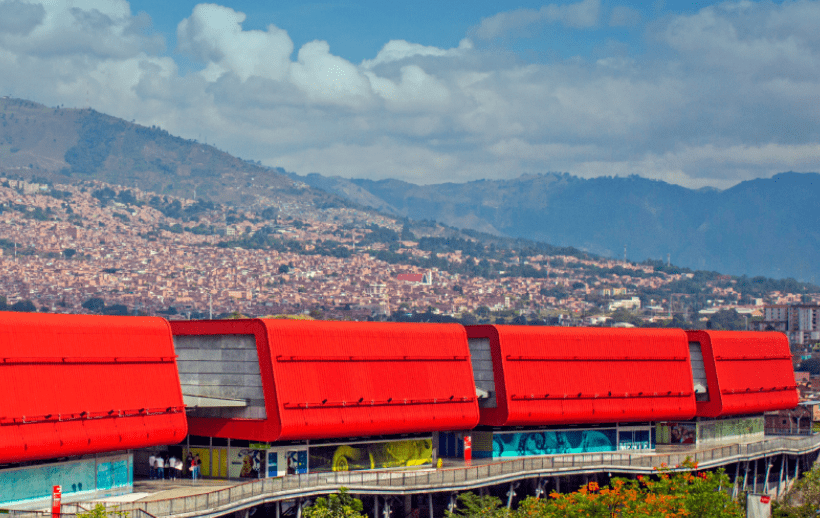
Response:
[170,319,480,442]
[0,312,187,464]
[687,330,798,418]
[465,325,697,427]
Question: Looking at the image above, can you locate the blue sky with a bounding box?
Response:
[0,0,817,189]
[128,1,724,67]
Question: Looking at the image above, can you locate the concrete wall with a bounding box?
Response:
[174,334,267,419]
[468,337,497,408]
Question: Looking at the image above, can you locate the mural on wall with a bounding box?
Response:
[230,448,264,479]
[698,416,764,442]
[96,458,130,490]
[0,459,95,505]
[656,422,697,444]
[309,439,433,472]
[0,454,131,506]
[492,429,617,457]
[287,450,308,474]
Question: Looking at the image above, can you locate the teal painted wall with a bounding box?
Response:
[0,453,132,507]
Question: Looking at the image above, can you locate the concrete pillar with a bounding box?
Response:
[732,462,740,499]
[448,493,457,513]
[404,495,412,518]
[754,459,759,493]
[764,460,772,493]
[276,501,280,518]
[742,461,749,492]
[374,496,379,518]
[383,498,391,518]
[507,483,516,509]
[428,494,434,518]
[778,454,786,497]
[296,500,302,518]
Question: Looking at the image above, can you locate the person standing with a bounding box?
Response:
[190,453,198,480]
[175,456,184,480]
[169,455,177,480]
[185,452,193,479]
[156,454,165,480]
[148,453,156,479]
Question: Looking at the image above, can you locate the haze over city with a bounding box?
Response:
[1,0,818,189]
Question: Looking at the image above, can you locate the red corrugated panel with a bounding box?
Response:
[466,325,697,426]
[170,319,480,441]
[0,312,187,464]
[687,330,798,417]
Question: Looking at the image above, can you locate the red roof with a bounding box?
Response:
[170,319,479,441]
[466,325,697,426]
[0,312,187,464]
[687,330,797,417]
[397,273,425,282]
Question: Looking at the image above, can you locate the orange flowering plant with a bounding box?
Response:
[450,459,742,518]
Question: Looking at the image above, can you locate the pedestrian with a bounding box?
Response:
[186,452,193,479]
[190,454,198,481]
[156,454,165,480]
[175,456,184,480]
[168,454,177,480]
[148,453,156,479]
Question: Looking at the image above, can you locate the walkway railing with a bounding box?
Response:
[21,435,820,518]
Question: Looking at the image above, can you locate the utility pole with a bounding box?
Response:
[209,295,213,319]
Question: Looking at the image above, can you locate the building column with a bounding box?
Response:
[752,459,759,493]
[732,462,740,499]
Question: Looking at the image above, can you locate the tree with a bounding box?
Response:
[303,488,366,518]
[799,358,820,375]
[708,309,745,331]
[776,464,820,517]
[278,264,290,274]
[447,492,509,518]
[82,297,106,313]
[10,300,36,312]
[62,248,76,259]
[77,504,127,518]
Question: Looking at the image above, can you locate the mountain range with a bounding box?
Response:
[1,96,817,282]
[290,171,820,282]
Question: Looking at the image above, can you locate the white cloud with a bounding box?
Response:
[361,38,472,69]
[0,0,818,191]
[472,0,601,39]
[177,3,292,82]
[289,40,373,107]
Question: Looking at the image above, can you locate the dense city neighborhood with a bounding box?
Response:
[1,177,818,335]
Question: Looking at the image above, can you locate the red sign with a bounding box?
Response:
[51,486,61,518]
[463,435,472,464]
[760,496,771,504]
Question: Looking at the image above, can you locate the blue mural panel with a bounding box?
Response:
[492,429,617,457]
[0,459,95,505]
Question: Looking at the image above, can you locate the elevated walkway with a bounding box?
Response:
[10,435,820,518]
